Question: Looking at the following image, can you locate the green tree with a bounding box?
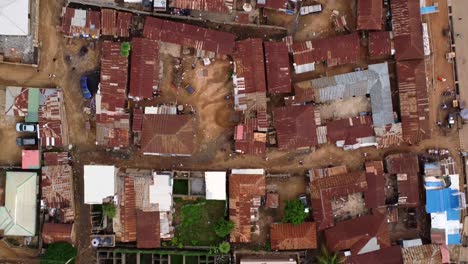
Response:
[283,199,308,225]
[102,203,116,218]
[214,218,234,238]
[218,242,231,254]
[41,242,77,264]
[316,245,343,264]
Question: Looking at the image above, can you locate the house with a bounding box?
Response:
[273,105,318,150]
[310,170,367,230]
[100,9,132,37]
[402,244,442,264]
[129,38,161,101]
[22,150,40,169]
[95,113,131,149]
[264,41,291,94]
[229,169,266,243]
[169,0,232,13]
[0,171,38,236]
[270,222,317,250]
[204,171,226,200]
[357,0,383,31]
[0,0,29,36]
[43,152,70,166]
[42,162,74,223]
[385,153,421,207]
[325,213,391,255]
[42,223,74,245]
[364,161,386,210]
[345,246,403,264]
[61,7,100,38]
[83,165,116,204]
[369,31,394,59]
[391,0,424,61]
[325,116,377,150]
[140,114,195,156]
[234,118,267,155]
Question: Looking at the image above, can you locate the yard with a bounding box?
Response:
[173,198,227,246]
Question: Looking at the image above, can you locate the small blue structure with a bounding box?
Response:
[421,6,439,15]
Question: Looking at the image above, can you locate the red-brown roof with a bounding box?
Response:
[96,113,131,148]
[266,192,279,208]
[119,176,137,242]
[233,39,267,94]
[264,41,291,94]
[385,153,420,207]
[61,7,101,38]
[100,41,128,112]
[369,31,392,58]
[345,246,403,264]
[38,89,68,148]
[41,165,74,222]
[364,161,386,209]
[234,118,267,155]
[169,0,230,13]
[402,244,442,264]
[116,11,132,37]
[143,17,235,55]
[141,114,195,156]
[132,108,143,133]
[136,210,160,248]
[270,222,317,250]
[42,223,74,245]
[310,171,368,230]
[357,0,383,30]
[325,213,391,255]
[292,33,360,68]
[273,105,318,150]
[262,0,289,10]
[326,116,374,146]
[101,9,132,37]
[229,172,266,243]
[396,60,429,143]
[43,152,70,166]
[391,0,424,60]
[129,38,160,100]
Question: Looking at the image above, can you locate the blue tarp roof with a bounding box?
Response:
[421,6,438,15]
[448,234,461,245]
[426,188,459,213]
[425,181,445,188]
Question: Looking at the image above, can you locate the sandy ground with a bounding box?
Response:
[0,88,22,165]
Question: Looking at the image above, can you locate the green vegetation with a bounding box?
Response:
[218,242,231,254]
[173,179,189,195]
[214,218,234,238]
[102,203,116,218]
[120,42,131,57]
[317,246,343,264]
[174,199,226,246]
[41,242,77,264]
[283,199,308,225]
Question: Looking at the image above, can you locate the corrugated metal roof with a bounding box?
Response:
[61,7,100,38]
[96,113,131,148]
[100,41,128,112]
[101,9,116,36]
[345,246,403,264]
[264,41,291,94]
[369,31,392,58]
[357,0,383,30]
[22,150,40,169]
[402,244,442,264]
[43,152,70,166]
[270,222,317,250]
[262,0,289,10]
[385,153,420,206]
[116,11,132,37]
[364,161,386,209]
[129,38,160,100]
[169,0,231,13]
[119,176,137,242]
[234,118,267,155]
[132,108,143,133]
[136,210,160,248]
[41,165,74,222]
[326,116,375,147]
[42,223,73,245]
[391,0,424,60]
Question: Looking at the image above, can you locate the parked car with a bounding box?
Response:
[16,123,37,132]
[16,137,38,146]
[80,76,93,99]
[298,194,310,213]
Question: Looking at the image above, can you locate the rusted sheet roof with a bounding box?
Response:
[385,153,420,207]
[136,210,160,248]
[38,89,68,148]
[326,116,375,146]
[264,41,291,94]
[345,246,403,264]
[369,31,392,58]
[357,0,383,30]
[364,161,386,209]
[234,118,267,155]
[41,165,74,222]
[310,171,368,230]
[266,192,279,208]
[96,113,131,148]
[273,105,318,150]
[270,222,317,250]
[233,39,266,93]
[61,7,101,38]
[116,11,132,37]
[391,0,424,60]
[129,38,160,100]
[100,41,128,112]
[263,0,289,10]
[229,172,266,243]
[143,17,235,55]
[396,60,429,143]
[402,244,442,264]
[120,176,137,242]
[141,114,195,156]
[169,0,231,13]
[132,108,143,133]
[101,9,132,37]
[292,33,360,68]
[43,152,70,166]
[42,223,73,245]
[325,213,390,255]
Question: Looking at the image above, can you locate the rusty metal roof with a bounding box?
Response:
[234,118,267,155]
[345,246,403,264]
[391,0,424,60]
[233,39,267,94]
[61,7,101,38]
[42,223,73,245]
[270,222,317,250]
[385,153,420,206]
[402,244,442,264]
[326,116,375,146]
[137,210,160,248]
[264,41,291,94]
[143,17,235,55]
[129,38,160,100]
[38,89,68,148]
[273,105,318,150]
[41,165,74,222]
[357,0,383,30]
[43,152,70,166]
[369,31,392,58]
[263,0,289,10]
[119,176,137,242]
[100,41,128,112]
[132,108,143,133]
[101,9,132,37]
[364,161,386,209]
[169,0,231,13]
[325,212,391,255]
[96,113,131,148]
[141,114,195,156]
[292,33,360,68]
[396,60,429,143]
[116,11,132,37]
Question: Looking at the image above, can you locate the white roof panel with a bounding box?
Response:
[205,171,226,200]
[149,172,173,211]
[0,0,30,35]
[84,165,116,204]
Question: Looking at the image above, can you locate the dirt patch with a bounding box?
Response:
[331,192,368,222]
[319,96,371,121]
[0,88,22,166]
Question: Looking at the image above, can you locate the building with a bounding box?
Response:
[42,163,74,223]
[344,246,403,264]
[61,7,101,38]
[22,150,40,169]
[0,171,38,236]
[83,165,116,204]
[129,38,161,101]
[169,0,233,13]
[385,153,420,207]
[143,17,235,57]
[273,105,318,150]
[325,116,377,150]
[270,222,317,250]
[402,244,442,264]
[234,118,267,155]
[240,259,296,264]
[368,31,394,59]
[391,0,424,61]
[364,161,386,210]
[43,152,70,166]
[100,9,132,37]
[204,171,226,200]
[140,114,195,156]
[264,41,291,94]
[229,169,266,243]
[310,170,368,230]
[42,223,74,244]
[325,213,391,255]
[95,113,131,149]
[357,0,383,31]
[0,0,30,35]
[292,33,360,73]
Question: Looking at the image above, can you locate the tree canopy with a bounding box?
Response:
[282,199,308,225]
[41,242,77,264]
[214,218,234,238]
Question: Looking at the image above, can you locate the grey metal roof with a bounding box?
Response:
[368,62,394,126]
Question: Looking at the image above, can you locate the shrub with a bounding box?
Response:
[214,218,234,238]
[283,199,307,225]
[102,203,116,218]
[218,242,231,254]
[41,242,76,264]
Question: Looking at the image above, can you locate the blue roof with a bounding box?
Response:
[448,233,461,245]
[425,181,444,188]
[421,6,438,15]
[426,188,460,213]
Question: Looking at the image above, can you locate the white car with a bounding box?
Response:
[16,123,37,132]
